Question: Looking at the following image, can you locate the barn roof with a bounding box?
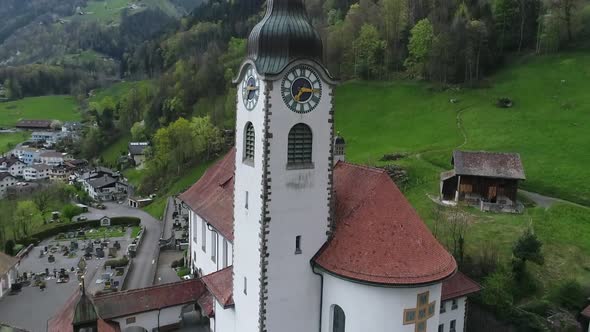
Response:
[441,272,482,301]
[313,162,457,285]
[128,142,149,156]
[15,119,52,129]
[452,150,525,180]
[178,149,235,241]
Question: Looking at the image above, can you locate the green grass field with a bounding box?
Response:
[100,134,131,167]
[0,132,30,153]
[334,52,590,287]
[69,0,180,25]
[0,95,80,127]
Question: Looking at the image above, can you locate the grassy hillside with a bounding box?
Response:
[335,52,590,286]
[100,134,131,167]
[0,95,80,127]
[69,0,181,24]
[0,132,30,153]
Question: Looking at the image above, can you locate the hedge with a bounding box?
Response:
[104,256,129,269]
[17,216,141,245]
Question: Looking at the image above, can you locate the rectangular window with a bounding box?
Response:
[295,235,302,254]
[201,221,206,252]
[211,232,217,263]
[126,317,136,324]
[223,239,229,268]
[440,301,446,314]
[438,324,444,332]
[244,277,247,295]
[245,191,249,209]
[451,299,458,310]
[450,320,456,332]
[403,309,416,324]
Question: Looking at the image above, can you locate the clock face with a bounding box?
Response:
[241,67,260,110]
[281,65,322,113]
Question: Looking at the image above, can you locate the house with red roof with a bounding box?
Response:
[177,1,481,331]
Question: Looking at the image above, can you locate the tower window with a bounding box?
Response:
[287,123,313,167]
[332,305,345,332]
[244,122,255,163]
[245,191,249,209]
[295,235,302,254]
[244,277,247,295]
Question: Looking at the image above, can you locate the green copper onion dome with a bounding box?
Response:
[247,0,324,75]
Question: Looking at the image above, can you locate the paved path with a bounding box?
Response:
[519,189,589,210]
[81,202,163,290]
[155,197,185,285]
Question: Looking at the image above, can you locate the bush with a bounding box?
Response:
[4,240,15,256]
[171,258,185,269]
[104,256,129,269]
[21,217,141,242]
[176,266,190,278]
[62,204,84,221]
[547,280,588,311]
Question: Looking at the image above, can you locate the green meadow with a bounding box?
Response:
[0,132,30,153]
[0,95,80,127]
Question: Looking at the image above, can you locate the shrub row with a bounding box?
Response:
[104,256,129,269]
[17,217,141,245]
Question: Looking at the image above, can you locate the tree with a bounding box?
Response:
[13,201,42,239]
[380,0,408,68]
[353,24,386,79]
[62,205,84,221]
[513,228,544,265]
[131,121,147,141]
[405,19,435,79]
[4,240,15,256]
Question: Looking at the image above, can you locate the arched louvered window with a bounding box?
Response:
[332,305,345,332]
[287,123,312,166]
[244,122,255,163]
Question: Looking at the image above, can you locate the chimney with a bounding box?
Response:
[333,132,346,166]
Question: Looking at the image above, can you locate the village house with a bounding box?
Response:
[39,150,66,166]
[0,251,18,299]
[61,121,83,135]
[440,150,525,212]
[128,142,149,168]
[23,164,52,181]
[15,119,52,130]
[50,165,70,182]
[31,131,62,145]
[0,173,18,198]
[79,169,127,201]
[0,155,26,177]
[48,279,209,332]
[12,147,41,165]
[176,2,482,330]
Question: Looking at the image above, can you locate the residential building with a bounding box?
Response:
[82,174,127,201]
[13,147,41,165]
[39,150,66,166]
[128,142,149,168]
[15,119,52,130]
[50,165,70,182]
[0,173,18,198]
[0,155,26,177]
[23,164,52,181]
[31,131,61,145]
[176,2,482,331]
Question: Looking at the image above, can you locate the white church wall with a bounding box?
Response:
[214,300,236,332]
[188,212,233,277]
[263,62,333,332]
[321,273,443,332]
[232,71,267,332]
[112,306,181,331]
[439,297,467,332]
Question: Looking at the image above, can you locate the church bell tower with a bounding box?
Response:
[232,0,337,331]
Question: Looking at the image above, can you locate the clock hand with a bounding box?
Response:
[246,86,258,91]
[294,88,305,102]
[300,87,319,93]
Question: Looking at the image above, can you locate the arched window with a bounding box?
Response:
[244,122,255,163]
[332,305,345,332]
[287,123,312,166]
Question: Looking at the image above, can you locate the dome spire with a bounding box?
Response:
[247,0,324,75]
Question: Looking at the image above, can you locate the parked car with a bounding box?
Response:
[96,204,106,210]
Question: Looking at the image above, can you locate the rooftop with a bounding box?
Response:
[201,266,234,308]
[86,176,119,189]
[128,142,149,155]
[452,150,526,180]
[0,251,18,276]
[15,119,52,129]
[441,272,482,301]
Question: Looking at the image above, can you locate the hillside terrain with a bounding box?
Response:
[0,96,80,127]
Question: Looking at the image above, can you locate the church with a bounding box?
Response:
[179,0,481,331]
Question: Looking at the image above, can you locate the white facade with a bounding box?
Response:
[0,265,17,298]
[31,131,61,144]
[39,152,65,166]
[188,211,233,277]
[13,148,41,165]
[23,165,51,181]
[0,159,26,177]
[439,297,467,332]
[0,174,17,198]
[111,305,186,331]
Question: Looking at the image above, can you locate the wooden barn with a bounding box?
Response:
[440,151,525,210]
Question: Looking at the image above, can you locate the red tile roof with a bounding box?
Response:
[582,305,590,318]
[179,149,235,241]
[48,289,120,332]
[201,266,234,308]
[197,292,215,317]
[314,162,457,285]
[93,279,207,319]
[441,272,482,301]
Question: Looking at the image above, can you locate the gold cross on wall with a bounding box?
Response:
[403,291,436,332]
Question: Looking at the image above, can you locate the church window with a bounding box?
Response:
[451,299,458,310]
[211,232,217,263]
[295,235,302,254]
[417,321,426,332]
[287,123,313,167]
[245,191,249,209]
[450,320,456,332]
[244,277,247,295]
[244,122,255,163]
[438,324,444,332]
[440,301,446,314]
[223,239,229,268]
[332,305,345,332]
[428,303,435,316]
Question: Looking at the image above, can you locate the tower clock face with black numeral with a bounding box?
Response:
[242,67,260,110]
[281,65,322,113]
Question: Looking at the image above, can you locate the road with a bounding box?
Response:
[519,189,590,210]
[81,202,163,290]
